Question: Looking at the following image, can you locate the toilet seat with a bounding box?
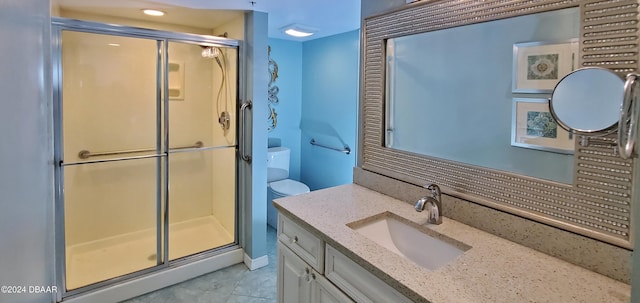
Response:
[269,179,310,196]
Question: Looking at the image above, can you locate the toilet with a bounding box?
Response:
[267,147,310,229]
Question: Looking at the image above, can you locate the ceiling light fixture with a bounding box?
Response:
[281,24,317,38]
[142,9,165,17]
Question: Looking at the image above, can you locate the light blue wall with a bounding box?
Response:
[266,31,360,191]
[300,30,360,190]
[267,38,303,181]
[242,11,269,261]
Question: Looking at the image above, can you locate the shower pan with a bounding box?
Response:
[52,18,243,299]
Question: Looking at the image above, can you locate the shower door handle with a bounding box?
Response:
[240,100,252,163]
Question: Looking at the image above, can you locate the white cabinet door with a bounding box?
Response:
[278,242,312,303]
[311,272,355,303]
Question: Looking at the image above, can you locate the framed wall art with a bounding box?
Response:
[512,39,578,93]
[511,98,574,154]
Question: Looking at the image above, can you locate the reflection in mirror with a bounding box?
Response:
[385,7,579,184]
[550,67,624,133]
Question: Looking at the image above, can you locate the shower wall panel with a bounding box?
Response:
[167,42,215,224]
[62,32,159,246]
[167,41,237,260]
[211,147,237,234]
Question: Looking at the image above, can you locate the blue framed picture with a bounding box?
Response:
[511,98,574,154]
[512,39,578,93]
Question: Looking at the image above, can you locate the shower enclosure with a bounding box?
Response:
[52,18,241,298]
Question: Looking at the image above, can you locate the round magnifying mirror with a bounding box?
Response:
[550,67,624,134]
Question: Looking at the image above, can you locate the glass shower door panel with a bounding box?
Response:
[166,41,238,260]
[168,148,236,260]
[60,31,163,290]
[64,159,160,290]
[61,31,160,163]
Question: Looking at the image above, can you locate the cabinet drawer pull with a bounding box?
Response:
[305,267,311,282]
[291,236,299,244]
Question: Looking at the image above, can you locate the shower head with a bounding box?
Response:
[201,46,224,70]
[201,46,220,58]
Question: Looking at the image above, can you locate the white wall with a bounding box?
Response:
[0,1,55,303]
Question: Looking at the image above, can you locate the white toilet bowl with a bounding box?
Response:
[266,146,310,229]
[267,179,310,229]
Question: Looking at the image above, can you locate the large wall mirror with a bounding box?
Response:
[385,7,579,184]
[361,0,638,248]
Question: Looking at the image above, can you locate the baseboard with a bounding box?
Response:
[243,253,269,271]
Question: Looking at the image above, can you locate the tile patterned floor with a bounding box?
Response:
[121,227,278,303]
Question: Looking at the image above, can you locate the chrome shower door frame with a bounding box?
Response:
[52,18,241,301]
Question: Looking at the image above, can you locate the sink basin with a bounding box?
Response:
[348,212,470,270]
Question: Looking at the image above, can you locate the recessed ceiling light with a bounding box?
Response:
[281,24,317,38]
[142,9,165,17]
[108,43,121,47]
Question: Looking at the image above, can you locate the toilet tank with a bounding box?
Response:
[267,147,290,182]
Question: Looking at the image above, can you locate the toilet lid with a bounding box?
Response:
[270,179,310,196]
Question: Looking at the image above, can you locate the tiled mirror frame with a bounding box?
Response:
[360,0,638,249]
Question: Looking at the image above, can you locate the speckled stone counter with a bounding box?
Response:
[273,184,631,303]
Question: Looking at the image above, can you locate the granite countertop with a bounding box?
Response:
[273,184,631,303]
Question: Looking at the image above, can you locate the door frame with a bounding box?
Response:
[52,17,242,300]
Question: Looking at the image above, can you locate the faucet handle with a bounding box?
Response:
[425,183,441,199]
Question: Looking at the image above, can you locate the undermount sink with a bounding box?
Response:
[348,212,470,270]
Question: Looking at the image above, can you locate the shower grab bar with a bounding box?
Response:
[77,141,204,159]
[310,139,351,155]
[240,101,252,163]
[61,153,165,167]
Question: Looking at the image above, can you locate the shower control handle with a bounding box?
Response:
[240,101,252,163]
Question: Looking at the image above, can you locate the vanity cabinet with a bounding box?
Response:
[277,213,411,303]
[278,242,354,303]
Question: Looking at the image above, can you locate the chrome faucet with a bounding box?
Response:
[414,184,442,224]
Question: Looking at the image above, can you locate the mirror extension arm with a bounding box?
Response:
[620,73,640,159]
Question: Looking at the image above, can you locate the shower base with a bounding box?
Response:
[65,215,234,290]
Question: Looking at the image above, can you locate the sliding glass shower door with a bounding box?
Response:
[54,21,239,295]
[60,31,163,290]
[166,41,237,261]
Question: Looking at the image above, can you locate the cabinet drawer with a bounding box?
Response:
[278,213,324,273]
[325,245,413,303]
